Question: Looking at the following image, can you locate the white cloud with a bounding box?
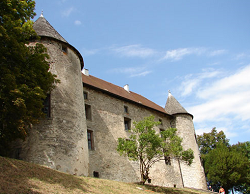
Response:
[189,91,250,122]
[62,7,74,17]
[130,71,152,77]
[161,48,228,61]
[109,66,152,77]
[74,20,81,25]
[197,65,250,99]
[112,45,156,58]
[162,48,206,61]
[180,77,200,96]
[208,49,227,56]
[234,52,250,60]
[179,69,221,96]
[187,64,250,123]
[183,64,250,144]
[81,48,100,56]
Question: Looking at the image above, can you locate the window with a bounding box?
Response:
[124,106,128,113]
[85,104,92,120]
[159,119,163,125]
[170,119,175,128]
[93,171,99,178]
[62,44,67,53]
[84,92,88,100]
[124,117,131,131]
[164,156,171,165]
[87,130,94,150]
[42,94,51,118]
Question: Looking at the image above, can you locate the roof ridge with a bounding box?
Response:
[82,73,168,115]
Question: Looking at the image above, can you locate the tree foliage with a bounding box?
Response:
[0,0,58,156]
[117,115,194,184]
[197,127,229,156]
[197,128,250,194]
[204,144,249,194]
[231,141,250,194]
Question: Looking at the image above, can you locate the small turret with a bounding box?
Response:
[164,91,207,189]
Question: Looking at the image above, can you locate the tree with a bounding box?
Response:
[197,128,250,194]
[204,143,249,194]
[197,127,229,156]
[117,115,194,184]
[231,142,250,194]
[0,0,58,156]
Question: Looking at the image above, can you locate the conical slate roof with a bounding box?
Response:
[32,13,84,69]
[165,91,189,115]
[33,13,68,43]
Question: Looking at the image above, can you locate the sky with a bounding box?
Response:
[34,0,250,145]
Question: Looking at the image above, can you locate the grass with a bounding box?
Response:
[0,156,212,194]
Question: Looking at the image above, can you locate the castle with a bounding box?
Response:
[13,14,207,190]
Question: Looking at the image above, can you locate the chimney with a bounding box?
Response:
[124,84,129,92]
[83,69,89,76]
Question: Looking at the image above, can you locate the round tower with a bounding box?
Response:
[165,91,207,190]
[18,14,89,176]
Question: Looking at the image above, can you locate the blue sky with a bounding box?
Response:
[34,0,250,145]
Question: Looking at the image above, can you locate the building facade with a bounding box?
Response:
[13,14,207,190]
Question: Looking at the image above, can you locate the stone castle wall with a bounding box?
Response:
[11,33,206,189]
[18,39,89,176]
[84,85,185,187]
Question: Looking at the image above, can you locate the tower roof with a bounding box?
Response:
[33,14,68,43]
[165,91,193,117]
[32,13,84,70]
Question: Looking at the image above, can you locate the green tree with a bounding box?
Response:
[204,143,249,194]
[197,127,229,156]
[198,129,250,194]
[117,115,194,184]
[0,0,58,156]
[231,141,250,194]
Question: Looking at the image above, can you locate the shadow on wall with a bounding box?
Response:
[87,104,139,183]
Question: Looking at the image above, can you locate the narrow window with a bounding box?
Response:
[124,106,128,113]
[93,171,99,178]
[165,156,171,165]
[170,119,175,128]
[87,130,94,150]
[84,92,88,100]
[85,104,92,120]
[159,119,163,125]
[62,44,67,53]
[43,94,51,118]
[124,117,131,131]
